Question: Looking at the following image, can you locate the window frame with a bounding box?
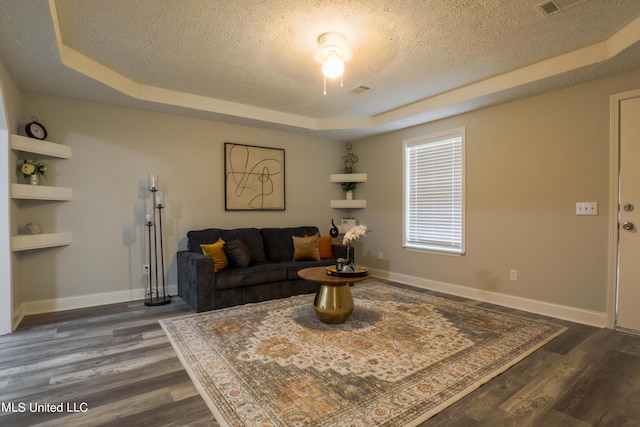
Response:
[402,127,466,256]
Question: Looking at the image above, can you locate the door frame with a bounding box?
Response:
[608,88,640,329]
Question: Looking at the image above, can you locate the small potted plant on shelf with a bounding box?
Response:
[20,159,47,185]
[342,182,356,200]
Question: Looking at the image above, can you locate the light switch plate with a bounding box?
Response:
[576,202,598,215]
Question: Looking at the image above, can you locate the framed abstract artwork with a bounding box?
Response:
[224,143,285,211]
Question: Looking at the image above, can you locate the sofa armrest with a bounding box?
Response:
[331,244,354,262]
[177,251,217,312]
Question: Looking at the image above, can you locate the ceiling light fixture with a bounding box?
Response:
[314,32,352,95]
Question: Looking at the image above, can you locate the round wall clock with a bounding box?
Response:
[25,117,47,140]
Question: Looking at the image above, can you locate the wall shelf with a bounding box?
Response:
[10,134,72,159]
[10,134,73,252]
[11,232,73,252]
[330,173,367,209]
[330,173,367,183]
[330,199,367,209]
[11,184,72,201]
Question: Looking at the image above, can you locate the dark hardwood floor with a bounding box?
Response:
[1,282,639,426]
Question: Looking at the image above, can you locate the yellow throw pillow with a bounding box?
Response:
[201,238,228,272]
[292,234,320,261]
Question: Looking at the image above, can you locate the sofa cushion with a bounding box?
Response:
[292,234,320,261]
[200,238,228,272]
[261,226,320,262]
[224,239,251,268]
[215,263,288,290]
[187,228,266,264]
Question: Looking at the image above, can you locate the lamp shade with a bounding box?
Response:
[148,174,158,191]
[314,32,351,94]
[155,191,164,208]
[322,58,345,78]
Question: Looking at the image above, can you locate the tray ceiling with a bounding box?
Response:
[1,0,639,141]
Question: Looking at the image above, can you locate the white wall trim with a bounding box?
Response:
[11,270,608,329]
[0,129,12,336]
[11,302,23,332]
[13,284,178,321]
[369,268,607,328]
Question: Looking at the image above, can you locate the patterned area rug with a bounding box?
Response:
[161,282,566,426]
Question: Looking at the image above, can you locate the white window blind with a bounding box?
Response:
[403,128,465,255]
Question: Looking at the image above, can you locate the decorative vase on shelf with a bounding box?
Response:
[346,190,353,200]
[24,222,42,235]
[330,219,339,237]
[21,160,47,185]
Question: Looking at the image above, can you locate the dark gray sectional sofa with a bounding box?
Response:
[177,226,351,312]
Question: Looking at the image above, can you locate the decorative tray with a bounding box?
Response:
[326,265,369,277]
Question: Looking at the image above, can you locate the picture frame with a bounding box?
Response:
[224,143,285,211]
[341,218,356,233]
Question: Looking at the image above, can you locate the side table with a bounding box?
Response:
[297,266,369,324]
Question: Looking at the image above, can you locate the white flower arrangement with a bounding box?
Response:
[21,159,47,177]
[342,224,371,246]
[337,224,371,271]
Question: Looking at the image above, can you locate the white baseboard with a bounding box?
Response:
[11,272,609,329]
[12,304,24,332]
[13,284,178,321]
[368,268,608,328]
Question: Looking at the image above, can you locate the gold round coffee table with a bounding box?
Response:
[297,266,369,324]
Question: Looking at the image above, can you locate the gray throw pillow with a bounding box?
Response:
[224,239,251,268]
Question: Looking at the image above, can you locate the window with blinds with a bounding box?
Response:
[403,128,465,255]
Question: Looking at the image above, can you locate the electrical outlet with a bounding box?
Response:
[143,264,150,274]
[378,251,383,259]
[510,269,518,281]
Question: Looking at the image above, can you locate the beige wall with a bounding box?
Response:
[14,94,343,306]
[353,69,640,314]
[7,68,640,320]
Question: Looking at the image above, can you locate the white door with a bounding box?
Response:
[617,95,640,333]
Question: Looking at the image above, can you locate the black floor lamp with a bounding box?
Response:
[145,174,171,306]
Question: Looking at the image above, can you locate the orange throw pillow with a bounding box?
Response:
[318,236,334,259]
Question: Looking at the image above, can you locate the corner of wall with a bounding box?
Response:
[0,55,23,334]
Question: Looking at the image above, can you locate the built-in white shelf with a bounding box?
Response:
[10,134,73,252]
[330,199,367,209]
[11,232,72,252]
[11,184,72,201]
[330,173,367,183]
[330,173,367,209]
[10,134,72,159]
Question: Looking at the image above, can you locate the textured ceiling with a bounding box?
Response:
[1,0,640,141]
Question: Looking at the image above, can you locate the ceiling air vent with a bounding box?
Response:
[536,1,560,15]
[535,0,588,16]
[348,85,373,95]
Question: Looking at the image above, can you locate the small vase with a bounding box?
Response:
[346,190,353,200]
[29,174,40,185]
[330,219,339,237]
